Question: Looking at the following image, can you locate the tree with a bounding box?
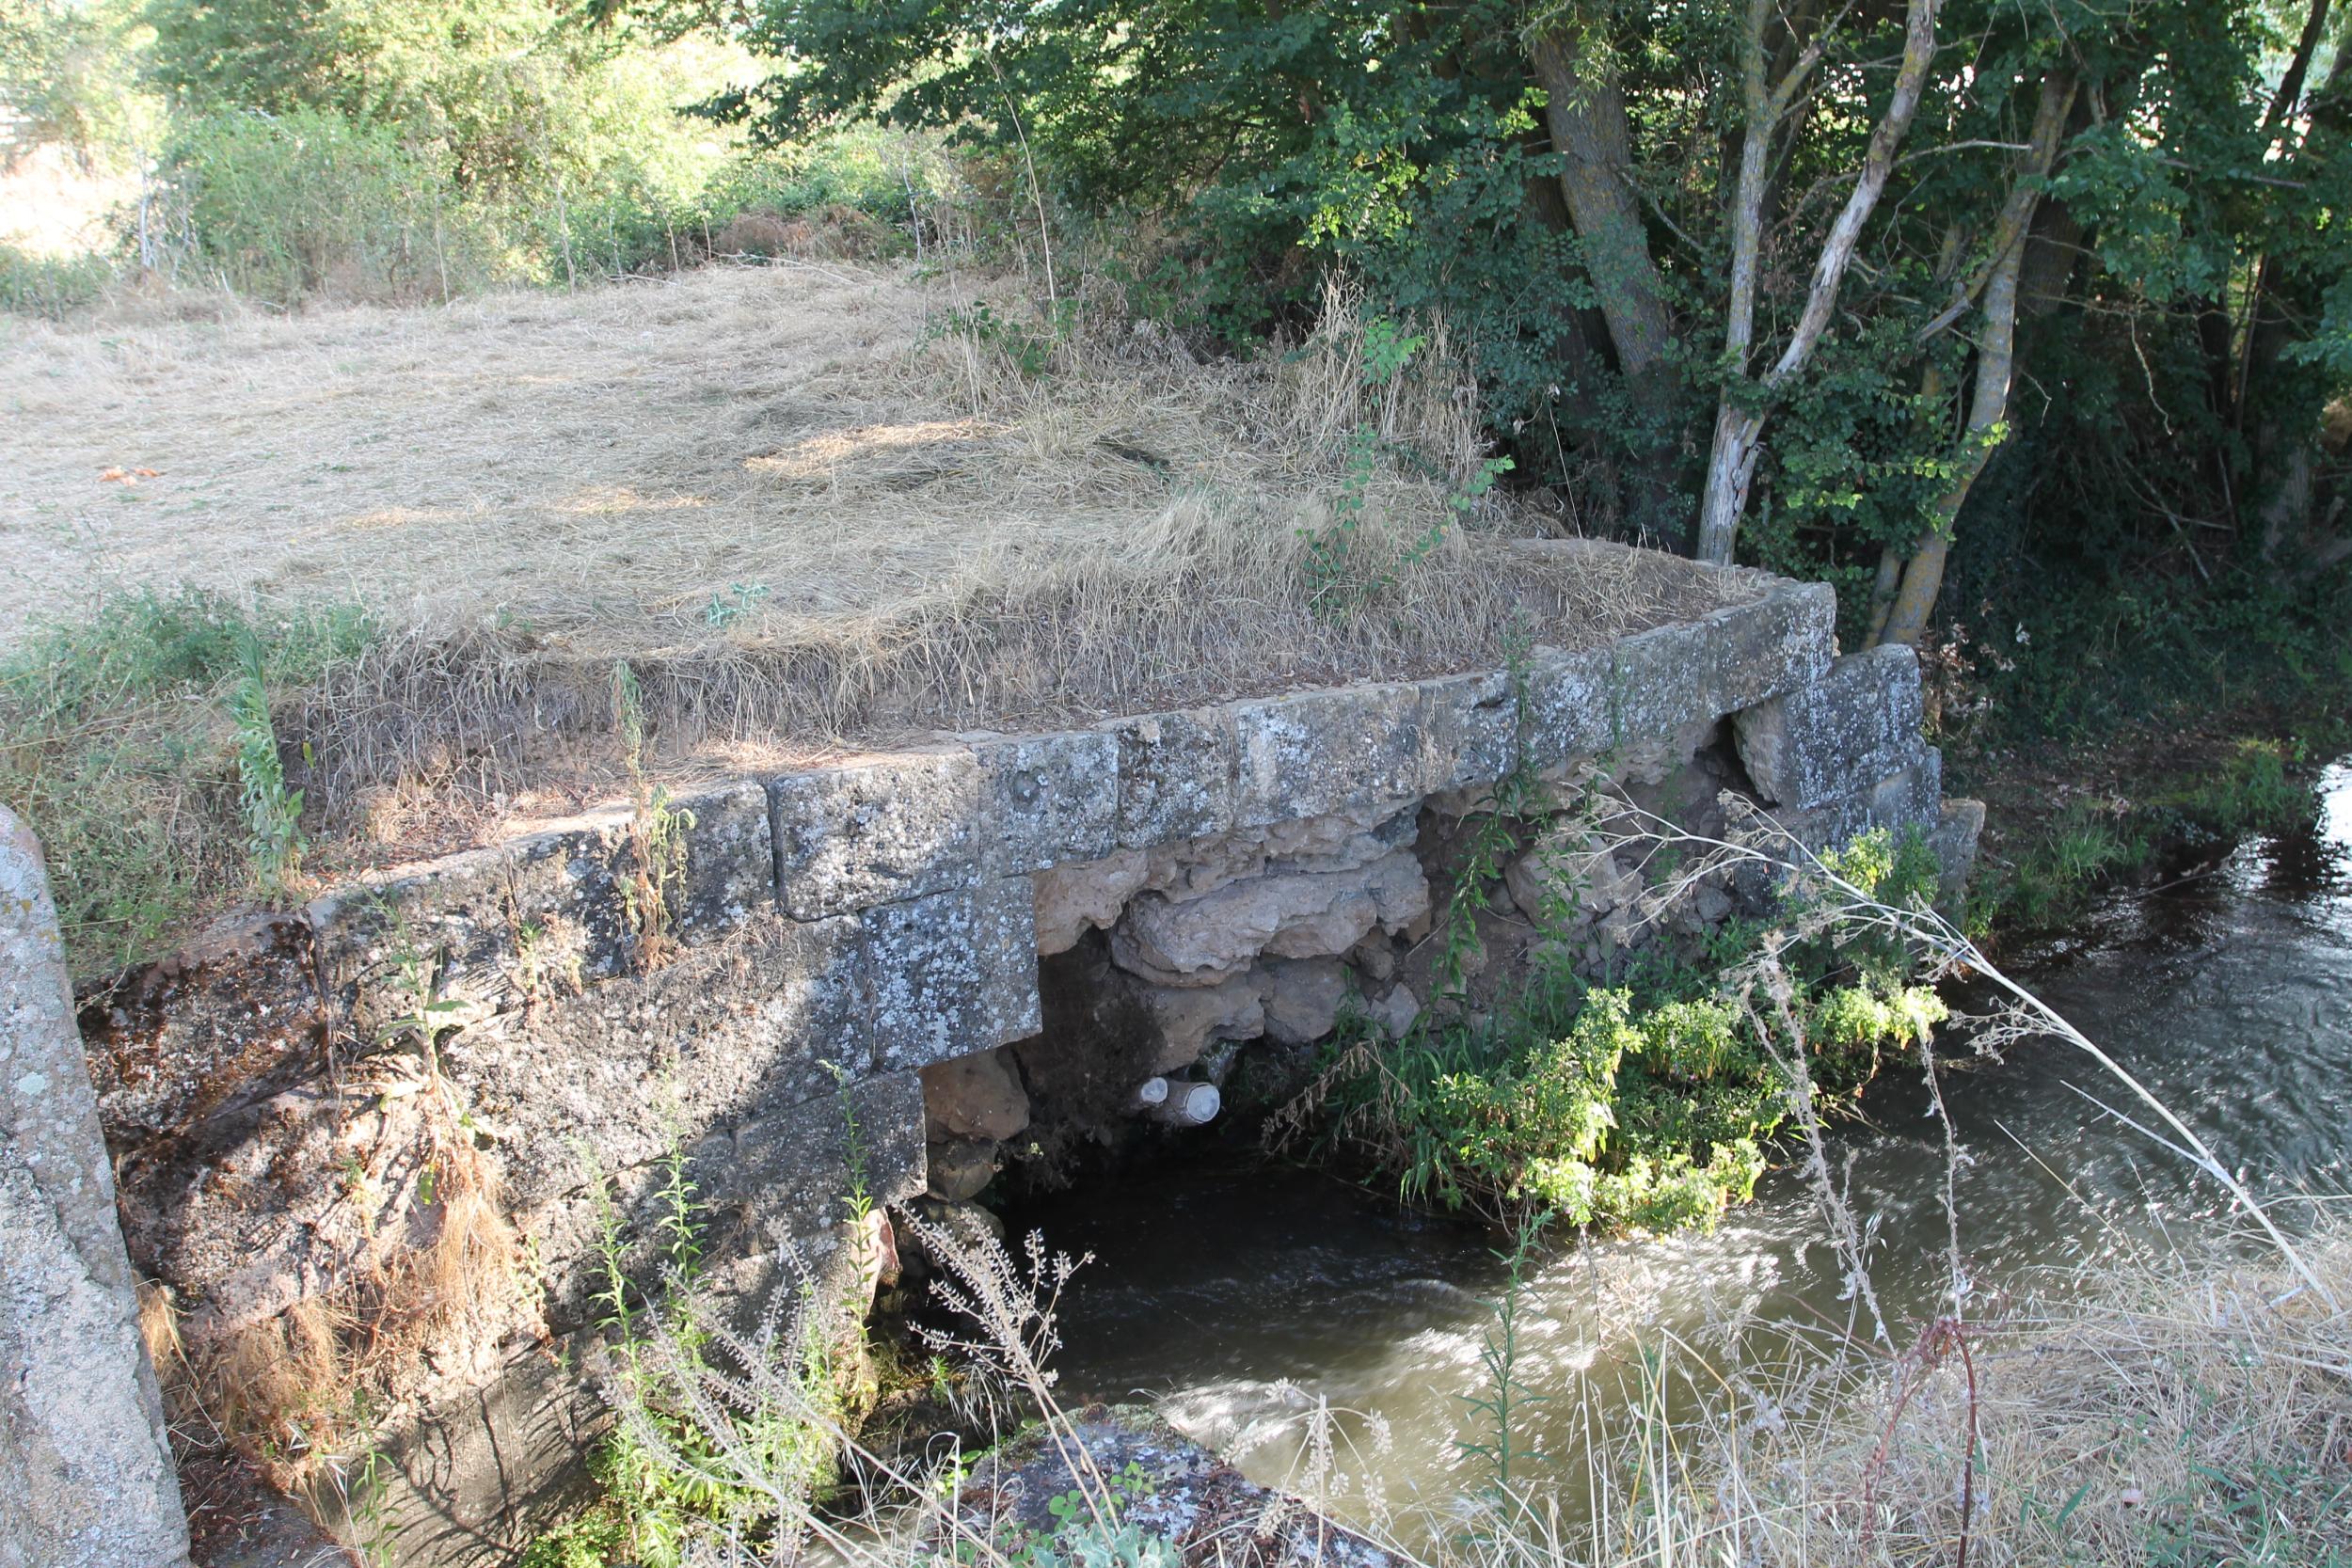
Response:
[704,0,2344,645]
[1692,0,1941,564]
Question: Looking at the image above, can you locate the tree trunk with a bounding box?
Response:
[1879,74,2077,646]
[1529,26,1692,543]
[2244,36,2349,567]
[1694,0,1943,563]
[1528,30,1677,389]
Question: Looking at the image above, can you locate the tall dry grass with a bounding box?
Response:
[1463,1214,2351,1568]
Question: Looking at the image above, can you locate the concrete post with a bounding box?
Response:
[1,806,190,1568]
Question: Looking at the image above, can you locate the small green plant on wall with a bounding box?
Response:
[610,662,694,970]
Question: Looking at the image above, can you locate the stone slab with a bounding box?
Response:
[79,910,323,1142]
[667,780,779,934]
[308,814,638,1040]
[1103,707,1238,847]
[1232,682,1424,829]
[1778,751,1946,851]
[1,807,189,1568]
[973,729,1120,875]
[1416,669,1521,797]
[485,911,873,1213]
[769,751,981,920]
[1734,643,1927,810]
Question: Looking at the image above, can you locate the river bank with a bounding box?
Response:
[1951,680,2350,941]
[1005,750,2352,1562]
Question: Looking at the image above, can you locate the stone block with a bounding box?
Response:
[309,814,637,1039]
[1705,581,1837,714]
[377,1073,930,1568]
[1779,751,1945,852]
[769,751,981,920]
[0,807,189,1568]
[1135,972,1266,1071]
[370,1342,607,1568]
[1503,833,1639,927]
[1232,682,1423,829]
[1110,848,1427,988]
[1930,798,1987,912]
[921,1046,1031,1142]
[1735,644,1927,810]
[867,878,1042,1074]
[1416,670,1520,797]
[1608,618,1718,742]
[1104,707,1239,847]
[973,729,1120,875]
[927,1136,1002,1202]
[1256,956,1350,1046]
[721,1070,927,1245]
[667,780,777,935]
[1520,643,1614,772]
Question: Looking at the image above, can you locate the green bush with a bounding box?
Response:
[160,106,494,303]
[0,242,114,316]
[1311,821,1947,1234]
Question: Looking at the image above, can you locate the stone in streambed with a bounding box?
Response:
[920,1047,1031,1143]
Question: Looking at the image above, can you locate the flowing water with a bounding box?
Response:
[1011,760,2352,1520]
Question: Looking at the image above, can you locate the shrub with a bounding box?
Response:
[157,106,494,303]
[0,240,114,316]
[1298,811,1947,1233]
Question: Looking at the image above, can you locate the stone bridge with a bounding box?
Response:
[2,542,1977,1566]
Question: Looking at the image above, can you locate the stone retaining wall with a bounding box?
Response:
[19,542,1976,1565]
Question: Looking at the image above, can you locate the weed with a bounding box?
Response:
[611,662,694,970]
[512,916,583,1009]
[828,1060,875,1227]
[1457,1211,1550,1497]
[923,300,1059,378]
[227,631,304,891]
[1297,313,1513,618]
[703,582,771,629]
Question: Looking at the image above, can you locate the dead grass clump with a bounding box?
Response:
[1494,1215,2352,1568]
[160,1062,524,1497]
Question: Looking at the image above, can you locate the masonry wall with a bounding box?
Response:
[22,543,1977,1566]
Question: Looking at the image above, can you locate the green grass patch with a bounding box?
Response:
[1965,728,2344,938]
[0,587,377,975]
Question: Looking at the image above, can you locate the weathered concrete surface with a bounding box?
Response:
[369,1070,926,1568]
[1,807,189,1568]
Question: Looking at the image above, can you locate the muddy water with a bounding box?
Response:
[1013,761,2352,1519]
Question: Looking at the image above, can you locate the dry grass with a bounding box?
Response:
[3,261,1744,972]
[1502,1212,2352,1568]
[2,260,1714,672]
